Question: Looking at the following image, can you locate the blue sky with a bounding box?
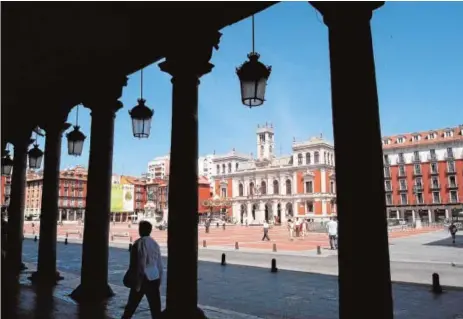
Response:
[57,2,463,176]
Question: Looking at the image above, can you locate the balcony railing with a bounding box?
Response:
[449,197,459,204]
[413,169,422,176]
[430,183,440,190]
[446,165,456,174]
[447,183,458,189]
[412,155,421,163]
[385,186,393,192]
[427,154,438,162]
[445,152,454,160]
[397,157,406,164]
[413,185,423,193]
[398,170,407,177]
[399,185,408,191]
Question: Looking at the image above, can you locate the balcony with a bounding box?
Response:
[446,165,456,174]
[413,169,422,177]
[445,152,454,160]
[397,157,406,165]
[449,196,459,204]
[384,170,391,179]
[399,185,408,192]
[412,155,422,163]
[429,168,439,175]
[413,185,423,193]
[430,183,440,190]
[447,183,458,189]
[398,170,407,177]
[427,154,438,162]
[383,157,391,166]
[384,186,393,192]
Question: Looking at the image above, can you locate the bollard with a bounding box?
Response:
[317,246,321,255]
[128,243,132,252]
[64,238,68,245]
[221,253,226,266]
[235,242,239,250]
[273,243,277,252]
[216,222,219,228]
[271,258,278,273]
[34,235,37,242]
[203,240,207,248]
[432,273,443,294]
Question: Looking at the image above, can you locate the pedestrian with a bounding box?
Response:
[449,222,458,244]
[295,218,300,237]
[302,219,308,238]
[222,220,226,231]
[326,217,338,250]
[122,221,163,319]
[205,218,210,234]
[262,220,270,241]
[288,219,294,240]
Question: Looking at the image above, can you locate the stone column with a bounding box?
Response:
[445,209,449,220]
[428,209,433,223]
[31,119,69,284]
[311,3,392,318]
[159,30,221,318]
[6,133,32,275]
[70,77,126,302]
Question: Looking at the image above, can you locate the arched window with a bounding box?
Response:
[324,152,328,164]
[236,163,239,171]
[222,164,225,174]
[249,182,255,195]
[285,179,292,195]
[228,163,232,173]
[261,181,267,195]
[306,152,311,165]
[273,180,279,195]
[297,153,303,165]
[331,154,334,165]
[216,165,220,174]
[239,183,244,196]
[306,201,314,213]
[314,151,320,164]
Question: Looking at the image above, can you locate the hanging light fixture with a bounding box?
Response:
[1,145,14,176]
[236,15,272,108]
[28,131,43,170]
[129,68,154,138]
[66,105,87,156]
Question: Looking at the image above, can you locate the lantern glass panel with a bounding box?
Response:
[1,155,13,176]
[132,117,152,138]
[68,139,84,156]
[241,77,268,107]
[29,154,43,169]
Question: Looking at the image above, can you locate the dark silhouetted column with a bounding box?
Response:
[6,133,32,276]
[30,118,70,284]
[310,2,393,318]
[70,77,126,302]
[159,30,221,318]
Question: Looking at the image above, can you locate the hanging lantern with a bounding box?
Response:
[129,68,154,138]
[236,15,272,108]
[67,126,86,156]
[28,144,43,169]
[66,105,86,156]
[129,98,154,138]
[1,150,13,176]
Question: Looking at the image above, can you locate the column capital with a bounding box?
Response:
[84,100,123,115]
[310,2,384,27]
[39,109,72,136]
[81,74,128,109]
[159,30,222,79]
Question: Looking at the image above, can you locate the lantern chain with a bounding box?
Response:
[252,15,255,54]
[141,68,144,100]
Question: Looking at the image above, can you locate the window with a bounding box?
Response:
[398,166,406,176]
[222,164,225,174]
[400,193,408,205]
[449,176,457,187]
[216,165,220,174]
[384,167,391,178]
[285,179,292,195]
[432,191,440,204]
[221,188,227,198]
[412,135,420,142]
[385,180,392,191]
[385,194,392,205]
[298,153,303,165]
[261,181,267,195]
[446,147,454,158]
[305,153,311,165]
[399,179,407,190]
[249,182,255,195]
[238,184,244,197]
[330,154,334,165]
[398,153,405,163]
[305,181,313,193]
[330,181,335,193]
[314,152,320,164]
[273,180,279,195]
[415,177,423,187]
[228,163,232,173]
[414,164,421,175]
[269,145,273,154]
[430,163,438,174]
[306,201,314,213]
[450,190,458,203]
[397,137,404,144]
[445,130,453,138]
[428,132,437,139]
[431,177,439,188]
[447,161,455,173]
[383,154,390,165]
[260,134,265,142]
[324,152,328,163]
[416,193,424,204]
[236,163,239,171]
[260,145,264,155]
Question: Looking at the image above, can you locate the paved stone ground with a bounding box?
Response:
[15,236,463,319]
[23,222,444,252]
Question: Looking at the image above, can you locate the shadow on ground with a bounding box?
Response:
[425,234,463,248]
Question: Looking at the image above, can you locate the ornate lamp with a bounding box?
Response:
[129,68,154,138]
[67,105,86,156]
[28,141,43,170]
[236,15,272,108]
[1,147,13,176]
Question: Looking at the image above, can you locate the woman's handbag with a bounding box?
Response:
[123,267,137,288]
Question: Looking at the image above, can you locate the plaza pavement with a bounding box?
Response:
[13,234,463,319]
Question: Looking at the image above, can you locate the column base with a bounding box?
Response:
[69,283,115,303]
[20,262,28,271]
[28,270,64,285]
[161,307,207,319]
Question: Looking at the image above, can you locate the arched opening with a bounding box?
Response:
[297,153,303,165]
[252,204,257,220]
[249,182,255,195]
[273,180,279,194]
[228,162,232,173]
[314,151,320,164]
[238,183,244,196]
[285,179,292,195]
[277,203,281,223]
[286,202,293,218]
[240,204,245,224]
[306,152,311,165]
[261,181,267,195]
[264,202,272,222]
